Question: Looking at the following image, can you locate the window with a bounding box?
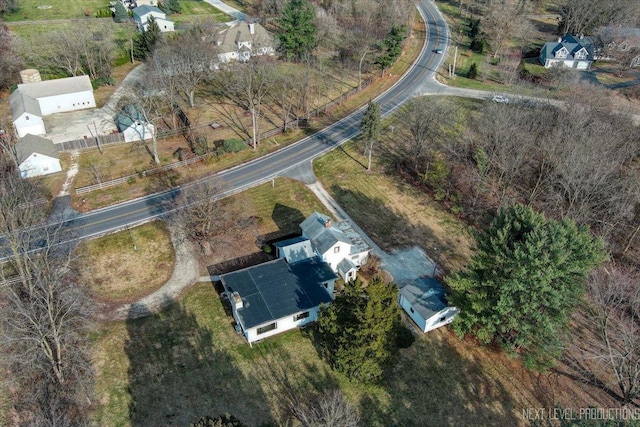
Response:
[440,316,447,322]
[294,311,310,321]
[334,246,340,253]
[257,322,277,335]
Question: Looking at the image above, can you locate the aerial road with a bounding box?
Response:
[46,0,451,243]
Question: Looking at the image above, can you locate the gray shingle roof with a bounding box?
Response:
[540,34,594,62]
[216,22,273,55]
[14,134,58,164]
[220,257,336,329]
[10,76,93,120]
[337,258,356,277]
[133,4,164,18]
[115,104,146,132]
[400,277,449,321]
[274,237,315,264]
[300,212,352,255]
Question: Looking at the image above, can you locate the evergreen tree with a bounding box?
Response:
[113,1,129,23]
[277,0,316,61]
[467,62,478,79]
[133,17,162,60]
[448,204,607,369]
[160,0,181,14]
[375,25,406,76]
[316,277,403,384]
[360,101,381,171]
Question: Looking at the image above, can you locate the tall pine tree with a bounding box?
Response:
[360,101,381,171]
[133,17,162,60]
[113,1,129,23]
[448,204,607,369]
[316,277,403,383]
[277,0,316,61]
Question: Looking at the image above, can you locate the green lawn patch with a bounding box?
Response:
[3,0,110,21]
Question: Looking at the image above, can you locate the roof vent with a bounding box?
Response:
[325,219,332,228]
[231,292,243,309]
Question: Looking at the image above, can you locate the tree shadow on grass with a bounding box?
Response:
[125,297,272,426]
[328,184,466,272]
[371,331,519,427]
[251,342,341,425]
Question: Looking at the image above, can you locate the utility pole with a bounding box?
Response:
[452,45,458,78]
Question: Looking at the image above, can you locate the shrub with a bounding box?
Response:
[223,139,248,153]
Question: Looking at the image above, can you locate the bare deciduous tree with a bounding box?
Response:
[0,163,94,425]
[174,180,241,255]
[481,1,532,59]
[294,389,361,427]
[151,20,219,108]
[0,22,22,89]
[559,0,640,35]
[569,264,640,405]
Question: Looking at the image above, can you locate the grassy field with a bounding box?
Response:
[3,0,110,21]
[77,221,175,303]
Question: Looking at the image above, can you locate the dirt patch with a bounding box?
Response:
[77,220,175,304]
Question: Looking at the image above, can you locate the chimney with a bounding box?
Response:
[557,37,562,43]
[325,219,332,228]
[231,292,243,309]
[248,22,255,35]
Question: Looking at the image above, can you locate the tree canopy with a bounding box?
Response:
[448,204,607,369]
[113,1,129,23]
[375,24,406,75]
[277,0,317,61]
[315,277,407,383]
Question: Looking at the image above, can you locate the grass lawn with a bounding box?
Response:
[3,0,110,21]
[76,220,175,303]
[170,0,232,23]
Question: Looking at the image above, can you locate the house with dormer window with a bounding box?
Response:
[215,22,275,63]
[539,34,594,69]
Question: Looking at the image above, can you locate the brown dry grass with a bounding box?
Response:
[76,220,174,303]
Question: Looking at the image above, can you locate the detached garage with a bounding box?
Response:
[399,277,459,333]
[14,134,62,178]
[10,75,96,138]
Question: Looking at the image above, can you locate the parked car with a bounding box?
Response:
[492,94,509,103]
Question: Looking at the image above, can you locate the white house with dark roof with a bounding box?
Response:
[539,34,595,69]
[215,22,275,63]
[10,75,95,138]
[220,257,337,344]
[133,5,174,32]
[14,134,62,178]
[399,277,459,333]
[299,212,371,282]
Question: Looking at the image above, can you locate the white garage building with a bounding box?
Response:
[10,75,96,138]
[14,134,62,178]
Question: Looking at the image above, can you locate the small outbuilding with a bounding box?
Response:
[14,134,62,178]
[115,105,155,142]
[220,257,337,344]
[399,277,459,333]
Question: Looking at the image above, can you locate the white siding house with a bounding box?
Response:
[399,278,459,333]
[300,212,371,281]
[133,5,174,32]
[14,134,62,178]
[539,34,594,69]
[220,257,337,345]
[10,75,96,138]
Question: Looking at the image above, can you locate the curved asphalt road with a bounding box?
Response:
[47,0,451,243]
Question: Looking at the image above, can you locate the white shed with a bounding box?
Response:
[399,277,459,333]
[115,105,155,142]
[14,134,62,178]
